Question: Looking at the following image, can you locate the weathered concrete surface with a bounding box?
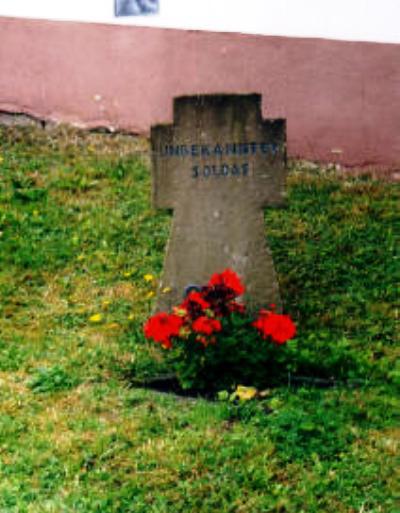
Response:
[151,94,286,311]
[0,16,399,170]
[0,111,45,128]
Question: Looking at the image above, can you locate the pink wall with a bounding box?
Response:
[0,16,399,169]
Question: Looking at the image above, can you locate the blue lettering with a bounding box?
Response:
[238,143,249,155]
[213,144,223,156]
[221,164,230,176]
[231,164,240,175]
[201,145,211,156]
[162,141,278,158]
[225,143,237,155]
[163,145,179,156]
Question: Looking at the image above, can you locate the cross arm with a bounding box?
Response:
[151,124,176,210]
[257,118,287,208]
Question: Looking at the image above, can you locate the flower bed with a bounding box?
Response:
[143,269,296,392]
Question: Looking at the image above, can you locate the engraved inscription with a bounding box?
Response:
[159,142,278,158]
[159,141,278,180]
[192,163,249,178]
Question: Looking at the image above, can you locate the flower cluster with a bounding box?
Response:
[143,269,296,349]
[252,309,296,344]
[143,311,184,349]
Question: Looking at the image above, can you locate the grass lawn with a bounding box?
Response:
[0,126,398,512]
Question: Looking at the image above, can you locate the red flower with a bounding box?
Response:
[253,311,296,344]
[182,291,210,311]
[180,291,211,322]
[192,316,222,336]
[143,312,183,349]
[208,269,245,297]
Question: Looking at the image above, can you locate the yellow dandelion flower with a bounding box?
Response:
[146,291,155,299]
[144,274,154,282]
[89,313,103,323]
[162,287,172,294]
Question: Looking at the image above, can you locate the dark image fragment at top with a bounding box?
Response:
[115,0,159,16]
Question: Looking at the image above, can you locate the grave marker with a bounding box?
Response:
[151,94,287,311]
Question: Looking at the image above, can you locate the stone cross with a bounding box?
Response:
[151,94,287,312]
